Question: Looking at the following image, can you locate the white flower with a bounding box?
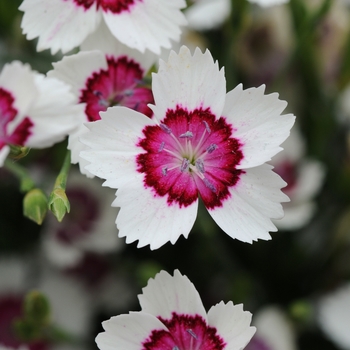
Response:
[42,170,123,268]
[245,306,297,350]
[0,61,79,166]
[19,0,187,54]
[270,126,325,230]
[317,283,350,350]
[48,29,156,176]
[96,270,255,350]
[80,46,295,249]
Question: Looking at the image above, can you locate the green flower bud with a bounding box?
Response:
[48,188,70,222]
[23,188,48,225]
[24,290,51,326]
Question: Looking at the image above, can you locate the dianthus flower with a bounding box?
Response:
[96,270,256,350]
[0,61,78,165]
[81,46,295,249]
[48,31,155,176]
[19,0,187,54]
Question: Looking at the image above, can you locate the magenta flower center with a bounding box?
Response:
[0,87,33,150]
[143,313,226,350]
[137,107,244,209]
[80,55,153,122]
[72,0,142,14]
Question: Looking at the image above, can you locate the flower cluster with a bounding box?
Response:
[9,0,350,350]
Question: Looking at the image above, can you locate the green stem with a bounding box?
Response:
[53,150,71,191]
[4,159,36,193]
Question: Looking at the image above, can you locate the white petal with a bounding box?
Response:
[96,312,168,350]
[208,164,289,243]
[290,159,325,202]
[0,146,10,167]
[103,0,187,54]
[26,74,80,148]
[185,0,231,31]
[42,233,83,268]
[249,0,289,7]
[48,50,108,98]
[139,270,207,320]
[114,175,198,250]
[80,107,155,188]
[37,270,91,337]
[20,0,101,54]
[223,84,295,168]
[273,201,316,230]
[0,257,26,294]
[253,306,297,350]
[207,301,256,350]
[81,21,157,73]
[317,283,350,350]
[0,61,37,120]
[151,46,226,122]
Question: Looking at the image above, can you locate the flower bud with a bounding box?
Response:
[48,188,70,222]
[9,144,30,160]
[24,290,51,326]
[23,188,48,225]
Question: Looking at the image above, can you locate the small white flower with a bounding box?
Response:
[80,46,295,249]
[19,0,187,54]
[0,61,79,166]
[96,270,256,350]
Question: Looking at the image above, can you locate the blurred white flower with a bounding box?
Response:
[0,61,79,166]
[246,306,297,350]
[42,170,123,268]
[271,126,325,230]
[317,283,350,350]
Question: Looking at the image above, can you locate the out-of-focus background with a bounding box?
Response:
[1,0,350,349]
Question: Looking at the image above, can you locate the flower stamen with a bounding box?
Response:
[181,158,190,172]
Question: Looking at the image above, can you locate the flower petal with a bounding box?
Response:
[80,107,155,187]
[26,74,80,148]
[223,84,295,168]
[103,0,187,54]
[96,312,168,350]
[150,46,226,122]
[20,0,101,54]
[207,301,256,350]
[114,176,198,249]
[139,270,207,320]
[81,21,157,73]
[48,50,108,98]
[185,0,231,31]
[207,164,288,243]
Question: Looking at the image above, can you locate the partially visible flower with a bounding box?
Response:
[19,0,187,54]
[185,0,231,31]
[317,283,350,350]
[270,126,325,230]
[237,4,293,87]
[48,28,155,176]
[0,257,91,350]
[96,270,256,350]
[42,170,123,268]
[245,306,297,350]
[0,61,79,166]
[249,0,289,6]
[81,46,294,249]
